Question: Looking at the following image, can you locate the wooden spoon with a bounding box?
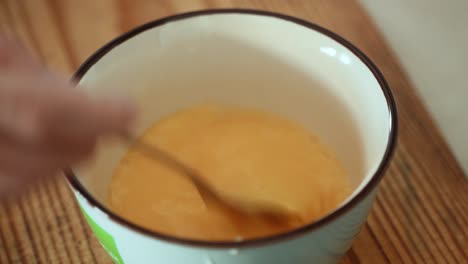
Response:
[128,138,302,225]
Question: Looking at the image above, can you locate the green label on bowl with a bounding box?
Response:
[81,206,125,264]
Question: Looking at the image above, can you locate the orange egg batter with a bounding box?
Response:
[108,104,351,241]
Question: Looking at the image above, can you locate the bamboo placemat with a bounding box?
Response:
[0,0,467,263]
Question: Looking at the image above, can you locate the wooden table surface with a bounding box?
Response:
[0,0,467,263]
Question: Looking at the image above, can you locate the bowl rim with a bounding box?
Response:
[65,8,398,249]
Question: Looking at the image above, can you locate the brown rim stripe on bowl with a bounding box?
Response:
[66,8,398,249]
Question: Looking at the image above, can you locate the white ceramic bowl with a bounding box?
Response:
[66,9,397,264]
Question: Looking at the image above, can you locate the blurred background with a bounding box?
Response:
[361,0,468,174]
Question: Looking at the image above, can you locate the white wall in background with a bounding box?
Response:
[360,0,468,174]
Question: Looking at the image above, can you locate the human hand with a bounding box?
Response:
[0,36,136,198]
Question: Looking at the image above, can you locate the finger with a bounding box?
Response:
[43,89,136,138]
[0,148,74,199]
[0,73,69,145]
[0,35,41,72]
[0,70,136,149]
[0,171,28,199]
[0,167,56,200]
[38,81,137,146]
[0,135,95,173]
